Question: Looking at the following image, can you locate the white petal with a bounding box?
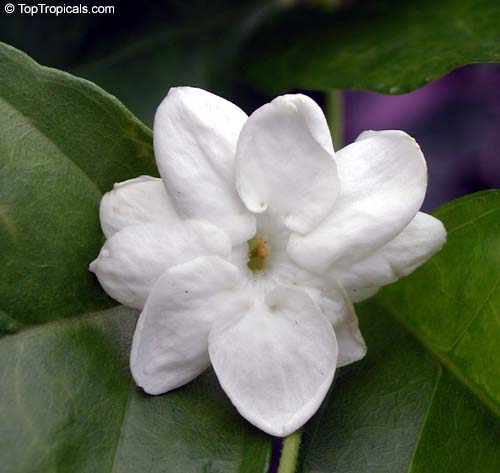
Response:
[289,130,427,274]
[90,220,231,309]
[131,256,246,394]
[235,94,338,234]
[154,87,255,244]
[336,212,446,290]
[229,242,250,269]
[209,286,337,437]
[308,284,367,367]
[100,176,178,238]
[348,287,380,303]
[261,253,365,366]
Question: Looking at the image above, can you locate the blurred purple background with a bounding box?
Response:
[343,63,500,211]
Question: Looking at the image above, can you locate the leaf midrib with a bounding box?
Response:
[0,94,102,198]
[379,192,500,418]
[109,383,135,473]
[405,366,443,473]
[381,300,500,418]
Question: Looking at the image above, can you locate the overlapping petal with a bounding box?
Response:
[335,212,446,291]
[89,220,231,309]
[154,87,255,244]
[209,286,337,436]
[235,94,338,234]
[306,283,366,367]
[268,255,366,361]
[288,130,428,274]
[99,176,178,238]
[131,256,246,394]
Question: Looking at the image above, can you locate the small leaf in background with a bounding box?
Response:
[0,44,272,472]
[245,0,500,94]
[297,190,500,472]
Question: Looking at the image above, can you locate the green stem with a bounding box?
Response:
[277,429,302,473]
[325,90,344,150]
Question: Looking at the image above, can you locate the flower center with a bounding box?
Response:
[247,234,272,272]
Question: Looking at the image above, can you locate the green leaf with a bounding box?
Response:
[0,41,156,328]
[296,190,500,472]
[0,306,270,473]
[0,43,272,471]
[299,303,500,473]
[245,0,500,94]
[380,190,500,415]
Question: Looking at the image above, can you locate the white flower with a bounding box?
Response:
[90,87,446,436]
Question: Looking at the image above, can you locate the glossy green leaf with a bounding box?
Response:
[0,306,270,473]
[299,303,500,473]
[0,41,156,328]
[296,191,500,472]
[0,43,271,471]
[380,190,500,414]
[246,0,500,94]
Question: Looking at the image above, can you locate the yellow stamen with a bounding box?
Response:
[247,235,272,271]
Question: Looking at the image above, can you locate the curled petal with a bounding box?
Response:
[100,176,178,238]
[131,256,246,394]
[236,94,338,234]
[209,286,337,437]
[289,130,427,274]
[154,87,255,244]
[336,212,446,290]
[309,284,367,367]
[90,220,231,309]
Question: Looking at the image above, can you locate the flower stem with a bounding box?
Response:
[277,429,302,473]
[325,90,344,150]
